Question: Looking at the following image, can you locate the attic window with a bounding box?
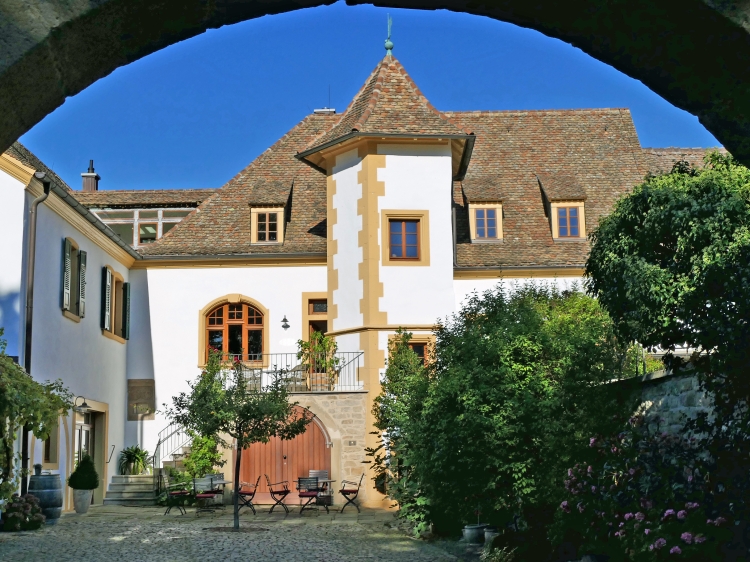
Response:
[468,203,503,241]
[250,207,285,244]
[550,201,586,240]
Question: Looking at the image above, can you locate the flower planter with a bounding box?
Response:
[462,523,488,544]
[72,489,93,514]
[484,526,500,544]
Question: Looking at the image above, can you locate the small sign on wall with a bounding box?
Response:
[127,379,155,421]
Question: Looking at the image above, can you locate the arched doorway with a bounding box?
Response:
[240,406,331,504]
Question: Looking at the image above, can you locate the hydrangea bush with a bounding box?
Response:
[551,416,734,560]
[1,494,45,532]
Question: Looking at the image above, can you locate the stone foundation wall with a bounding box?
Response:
[636,371,713,434]
[293,392,371,502]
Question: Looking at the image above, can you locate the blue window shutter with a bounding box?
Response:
[61,239,71,311]
[122,282,131,340]
[77,250,87,318]
[101,267,112,331]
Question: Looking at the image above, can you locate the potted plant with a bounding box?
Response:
[68,454,99,514]
[118,445,150,475]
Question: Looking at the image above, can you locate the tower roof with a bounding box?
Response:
[299,55,472,157]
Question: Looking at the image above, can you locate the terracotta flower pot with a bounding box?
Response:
[72,489,93,514]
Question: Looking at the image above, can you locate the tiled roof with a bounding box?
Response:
[536,172,587,202]
[446,109,646,268]
[74,189,217,208]
[138,114,337,257]
[641,147,725,175]
[3,141,73,194]
[303,55,470,153]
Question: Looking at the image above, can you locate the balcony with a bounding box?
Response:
[218,352,364,393]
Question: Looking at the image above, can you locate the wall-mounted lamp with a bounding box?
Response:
[74,396,91,414]
[281,315,290,330]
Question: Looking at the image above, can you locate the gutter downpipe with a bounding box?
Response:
[452,206,458,267]
[21,172,51,495]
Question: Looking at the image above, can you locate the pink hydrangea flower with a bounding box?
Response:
[654,538,667,549]
[714,517,727,526]
[645,529,651,535]
[635,512,645,521]
[589,437,597,447]
[663,509,676,520]
[624,513,634,520]
[681,532,693,544]
[568,469,574,478]
[707,519,714,525]
[695,535,706,544]
[591,486,597,493]
[677,510,687,520]
[670,546,682,554]
[560,501,570,513]
[587,466,593,473]
[685,502,699,510]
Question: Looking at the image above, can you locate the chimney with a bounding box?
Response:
[81,160,100,191]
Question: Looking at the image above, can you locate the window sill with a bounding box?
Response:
[251,241,283,246]
[553,237,588,242]
[102,330,126,344]
[470,238,504,244]
[62,310,81,323]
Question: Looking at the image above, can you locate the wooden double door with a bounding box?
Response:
[240,407,331,504]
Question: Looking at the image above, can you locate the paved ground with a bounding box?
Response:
[0,505,464,562]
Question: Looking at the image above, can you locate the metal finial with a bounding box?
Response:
[385,15,393,55]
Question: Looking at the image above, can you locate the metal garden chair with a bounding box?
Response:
[265,474,291,514]
[297,477,328,515]
[339,474,364,513]
[238,475,260,515]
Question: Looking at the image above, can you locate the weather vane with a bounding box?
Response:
[385,14,394,56]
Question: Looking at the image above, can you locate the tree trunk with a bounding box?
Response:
[233,440,242,529]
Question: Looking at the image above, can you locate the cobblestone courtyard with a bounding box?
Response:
[0,505,461,562]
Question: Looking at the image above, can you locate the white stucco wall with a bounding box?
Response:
[331,149,364,332]
[25,192,130,506]
[128,265,327,453]
[453,276,585,311]
[377,143,456,325]
[0,170,26,357]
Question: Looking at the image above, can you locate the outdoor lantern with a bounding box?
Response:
[74,396,91,413]
[281,315,290,330]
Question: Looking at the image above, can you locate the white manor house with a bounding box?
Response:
[0,52,714,510]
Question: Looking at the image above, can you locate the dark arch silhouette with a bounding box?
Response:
[1,1,749,161]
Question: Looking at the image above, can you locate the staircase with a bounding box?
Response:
[103,475,157,506]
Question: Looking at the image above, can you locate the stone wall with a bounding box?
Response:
[636,371,713,434]
[293,392,372,503]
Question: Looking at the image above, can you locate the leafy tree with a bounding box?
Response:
[165,350,312,529]
[370,286,637,550]
[586,152,750,416]
[0,328,72,506]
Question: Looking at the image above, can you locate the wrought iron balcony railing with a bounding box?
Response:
[216,351,364,393]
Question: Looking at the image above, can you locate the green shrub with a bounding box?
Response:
[183,433,225,478]
[1,494,45,532]
[369,285,638,544]
[118,445,150,475]
[68,454,99,490]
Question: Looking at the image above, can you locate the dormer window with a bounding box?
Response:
[251,206,285,244]
[468,203,503,242]
[550,201,586,240]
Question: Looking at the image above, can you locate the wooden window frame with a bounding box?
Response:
[204,302,265,363]
[550,201,586,240]
[301,292,328,342]
[468,203,503,241]
[250,206,285,244]
[198,295,270,366]
[388,333,435,365]
[381,210,430,267]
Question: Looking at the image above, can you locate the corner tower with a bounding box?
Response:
[297,55,474,504]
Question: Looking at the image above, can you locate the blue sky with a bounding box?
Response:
[20,2,720,191]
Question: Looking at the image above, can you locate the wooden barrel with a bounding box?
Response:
[28,474,63,524]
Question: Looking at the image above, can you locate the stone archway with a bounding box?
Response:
[2,1,750,162]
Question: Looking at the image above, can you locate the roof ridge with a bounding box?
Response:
[443,108,632,115]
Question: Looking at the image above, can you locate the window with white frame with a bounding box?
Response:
[93,209,194,248]
[61,238,86,319]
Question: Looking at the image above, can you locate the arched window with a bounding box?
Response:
[206,302,264,362]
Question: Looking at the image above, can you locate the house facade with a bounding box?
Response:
[0,53,716,510]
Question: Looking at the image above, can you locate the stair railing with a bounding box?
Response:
[152,422,192,495]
